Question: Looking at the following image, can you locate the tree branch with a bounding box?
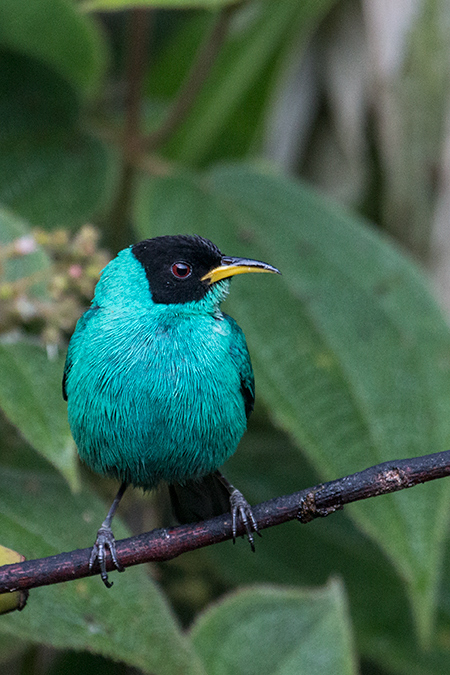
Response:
[1,449,450,593]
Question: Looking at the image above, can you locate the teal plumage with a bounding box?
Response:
[65,247,252,487]
[63,235,279,586]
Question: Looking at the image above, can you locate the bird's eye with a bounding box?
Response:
[171,261,192,279]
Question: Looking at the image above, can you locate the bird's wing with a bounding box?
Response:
[223,314,255,419]
[62,308,97,401]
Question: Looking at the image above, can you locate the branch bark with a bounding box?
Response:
[1,449,450,593]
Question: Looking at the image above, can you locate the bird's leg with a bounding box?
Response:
[89,481,127,588]
[214,470,261,551]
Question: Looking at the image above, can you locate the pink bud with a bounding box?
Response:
[69,264,83,279]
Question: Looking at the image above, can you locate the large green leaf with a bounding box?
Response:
[0,0,106,96]
[0,465,205,675]
[191,581,357,675]
[0,51,112,229]
[0,344,78,491]
[134,165,450,642]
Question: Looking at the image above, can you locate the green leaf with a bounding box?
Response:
[0,51,112,229]
[134,165,450,642]
[362,635,450,675]
[0,632,27,665]
[0,135,112,230]
[191,580,357,675]
[0,0,106,96]
[82,0,237,10]
[0,465,205,675]
[161,0,337,166]
[0,344,78,491]
[146,13,214,102]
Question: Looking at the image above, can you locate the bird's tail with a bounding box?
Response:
[169,473,231,524]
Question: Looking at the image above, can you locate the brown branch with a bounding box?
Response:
[1,450,450,593]
[143,4,237,152]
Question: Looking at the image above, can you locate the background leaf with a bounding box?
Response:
[0,633,27,665]
[83,0,238,11]
[158,0,338,166]
[0,343,78,490]
[0,0,106,96]
[0,51,113,229]
[191,581,357,675]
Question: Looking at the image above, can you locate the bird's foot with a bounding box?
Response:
[89,525,124,588]
[229,489,261,552]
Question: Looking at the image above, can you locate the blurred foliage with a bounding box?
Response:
[0,217,109,346]
[1,1,450,674]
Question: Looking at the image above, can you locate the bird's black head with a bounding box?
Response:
[132,235,223,304]
[132,234,280,305]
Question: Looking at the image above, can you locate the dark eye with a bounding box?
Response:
[171,261,192,279]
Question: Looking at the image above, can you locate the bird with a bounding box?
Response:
[63,234,280,586]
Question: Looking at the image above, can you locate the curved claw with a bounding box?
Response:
[229,489,261,552]
[89,525,124,588]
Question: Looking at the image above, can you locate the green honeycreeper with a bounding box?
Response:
[63,235,280,586]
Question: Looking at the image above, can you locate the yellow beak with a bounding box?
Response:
[201,256,281,284]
